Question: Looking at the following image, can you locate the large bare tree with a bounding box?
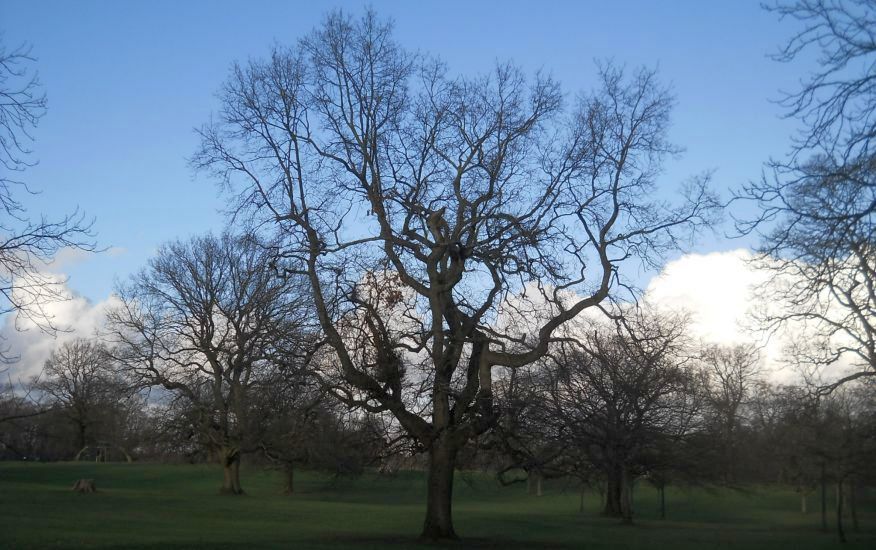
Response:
[738,1,876,390]
[106,232,312,494]
[194,10,718,539]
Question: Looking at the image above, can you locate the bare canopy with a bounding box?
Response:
[106,232,312,495]
[0,39,95,354]
[739,0,876,391]
[194,9,719,540]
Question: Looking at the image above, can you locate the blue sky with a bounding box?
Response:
[2,0,812,303]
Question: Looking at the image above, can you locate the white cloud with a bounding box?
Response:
[1,278,118,383]
[645,249,762,345]
[38,245,126,275]
[40,247,94,274]
[0,244,132,382]
[643,248,859,385]
[1,247,859,389]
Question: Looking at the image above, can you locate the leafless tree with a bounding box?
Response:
[795,383,875,542]
[0,38,96,359]
[0,370,45,425]
[767,0,876,161]
[546,311,700,524]
[699,343,761,483]
[105,232,313,494]
[489,363,565,497]
[746,383,817,509]
[737,1,875,391]
[0,378,47,451]
[33,338,126,455]
[194,10,719,539]
[258,376,382,494]
[0,39,45,191]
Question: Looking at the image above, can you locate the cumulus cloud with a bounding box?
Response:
[39,246,127,275]
[1,277,118,382]
[644,248,860,385]
[0,247,859,388]
[645,249,763,344]
[0,245,131,382]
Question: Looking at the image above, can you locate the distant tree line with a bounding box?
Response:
[2,286,873,534]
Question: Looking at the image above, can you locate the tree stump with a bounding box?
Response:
[72,479,97,493]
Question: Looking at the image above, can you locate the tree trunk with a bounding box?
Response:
[603,463,622,517]
[526,469,543,496]
[801,493,807,514]
[821,462,827,532]
[283,464,295,495]
[117,446,133,463]
[420,438,458,540]
[659,483,666,520]
[836,481,846,543]
[76,422,87,455]
[220,447,244,495]
[848,480,858,532]
[620,468,633,524]
[579,485,586,513]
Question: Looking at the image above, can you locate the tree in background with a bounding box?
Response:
[106,232,314,494]
[194,10,718,539]
[34,338,137,460]
[811,383,876,541]
[546,311,701,524]
[747,383,819,505]
[0,381,47,457]
[699,343,761,483]
[258,376,383,494]
[489,363,565,497]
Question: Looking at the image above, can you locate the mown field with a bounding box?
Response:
[0,461,873,549]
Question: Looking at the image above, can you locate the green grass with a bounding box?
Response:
[0,462,873,549]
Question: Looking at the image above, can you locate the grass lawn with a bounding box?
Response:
[0,461,873,549]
